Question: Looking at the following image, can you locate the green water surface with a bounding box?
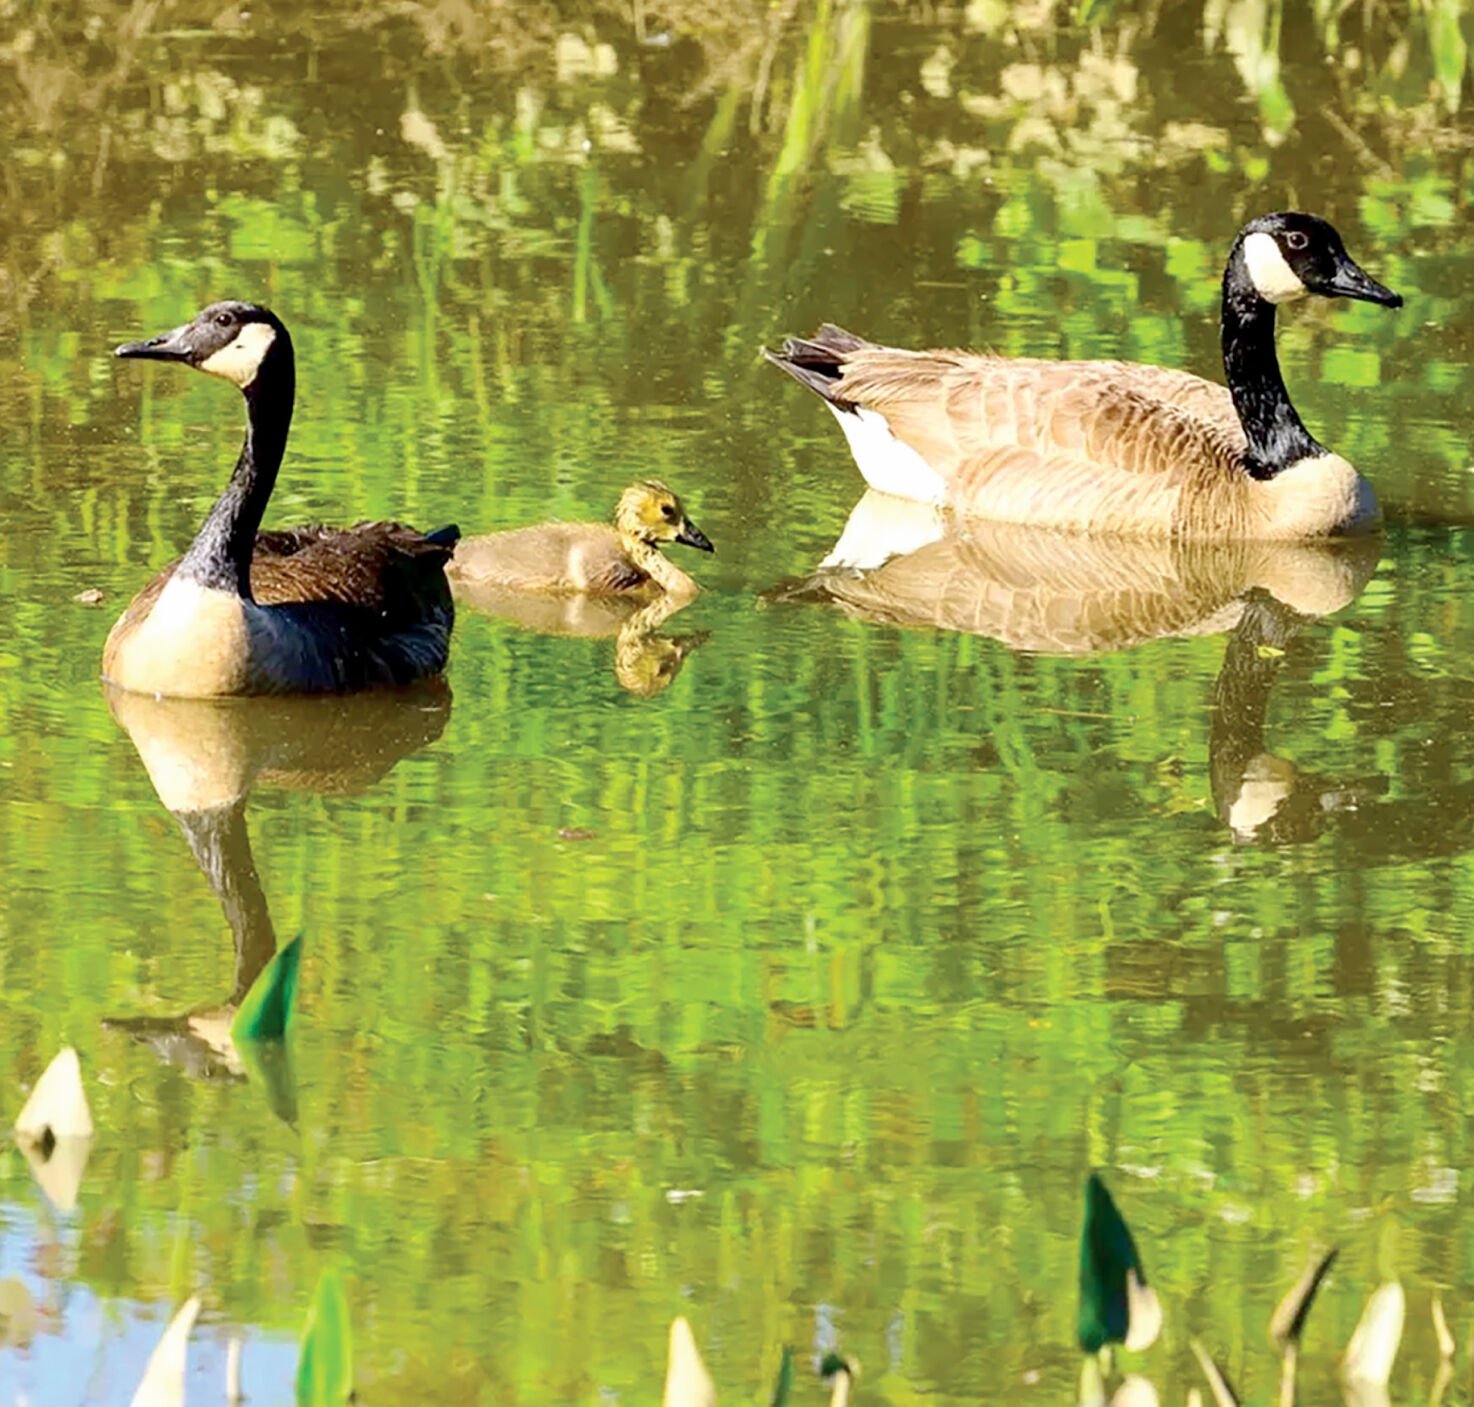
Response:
[3,2,1474,1402]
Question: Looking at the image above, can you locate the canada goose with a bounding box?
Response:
[106,301,458,697]
[764,213,1403,539]
[448,480,713,599]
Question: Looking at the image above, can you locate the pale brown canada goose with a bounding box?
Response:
[764,213,1403,539]
[448,480,713,599]
[105,301,458,697]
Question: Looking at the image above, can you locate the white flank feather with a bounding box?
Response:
[828,404,948,504]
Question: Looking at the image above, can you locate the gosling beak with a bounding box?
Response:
[116,323,195,361]
[675,520,714,553]
[1326,257,1402,309]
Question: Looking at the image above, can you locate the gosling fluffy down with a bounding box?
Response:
[448,480,713,599]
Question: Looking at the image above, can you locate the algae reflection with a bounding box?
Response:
[772,489,1381,844]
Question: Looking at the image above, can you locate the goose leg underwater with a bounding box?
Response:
[764,212,1402,540]
[105,301,459,698]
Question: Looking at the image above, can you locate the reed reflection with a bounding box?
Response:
[775,490,1381,843]
[101,684,450,1104]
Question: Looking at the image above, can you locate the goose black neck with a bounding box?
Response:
[175,337,295,597]
[1221,262,1323,481]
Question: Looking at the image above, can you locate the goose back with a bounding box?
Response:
[103,520,457,696]
[772,329,1347,537]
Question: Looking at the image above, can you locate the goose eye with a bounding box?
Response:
[660,504,678,521]
[1284,231,1309,252]
[215,311,234,327]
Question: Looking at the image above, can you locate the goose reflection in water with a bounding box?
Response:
[450,579,708,697]
[102,683,451,1107]
[772,490,1382,843]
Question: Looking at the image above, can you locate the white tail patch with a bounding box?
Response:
[1243,232,1307,304]
[827,404,948,504]
[200,321,277,387]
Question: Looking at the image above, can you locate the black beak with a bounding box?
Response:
[675,520,714,553]
[116,323,194,361]
[1326,257,1402,309]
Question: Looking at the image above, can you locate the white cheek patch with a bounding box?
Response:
[1243,231,1307,304]
[199,321,277,387]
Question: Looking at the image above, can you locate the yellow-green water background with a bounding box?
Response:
[4,0,1474,1401]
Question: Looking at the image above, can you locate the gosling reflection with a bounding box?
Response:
[102,685,450,1096]
[776,491,1381,842]
[451,584,708,697]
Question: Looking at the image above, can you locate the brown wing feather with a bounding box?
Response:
[770,327,1258,536]
[249,521,456,616]
[112,522,453,619]
[827,351,1254,535]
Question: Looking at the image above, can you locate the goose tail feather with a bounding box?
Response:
[762,324,876,411]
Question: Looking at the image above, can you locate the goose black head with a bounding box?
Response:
[1236,212,1402,310]
[116,301,291,390]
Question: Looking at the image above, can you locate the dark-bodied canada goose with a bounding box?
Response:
[105,301,458,696]
[448,480,713,599]
[764,213,1402,539]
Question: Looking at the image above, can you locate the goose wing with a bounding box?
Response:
[769,326,1252,535]
[838,351,1249,533]
[114,521,456,624]
[247,520,458,622]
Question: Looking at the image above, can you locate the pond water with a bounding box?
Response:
[3,2,1474,1402]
